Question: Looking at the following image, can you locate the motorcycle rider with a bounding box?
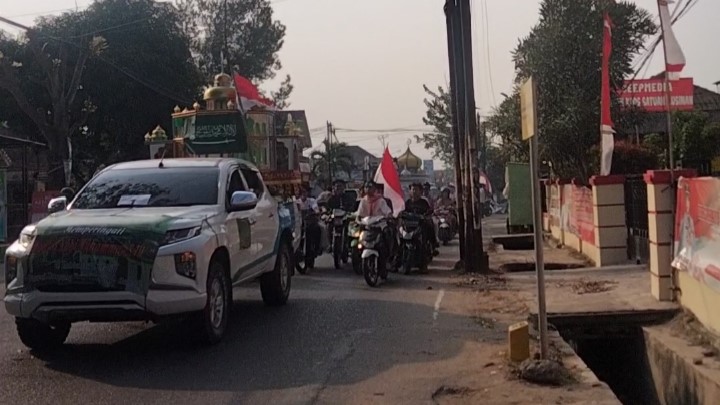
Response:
[295,186,326,254]
[327,179,356,211]
[405,183,439,256]
[436,187,454,210]
[422,182,435,210]
[356,181,392,218]
[356,181,393,268]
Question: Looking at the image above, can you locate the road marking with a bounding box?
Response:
[433,289,445,321]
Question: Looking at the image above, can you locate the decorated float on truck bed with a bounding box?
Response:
[144,72,312,198]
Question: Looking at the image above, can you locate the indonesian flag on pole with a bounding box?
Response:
[374,147,405,217]
[600,12,615,176]
[232,72,276,112]
[658,0,686,80]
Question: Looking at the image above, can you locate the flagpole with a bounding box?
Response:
[657,0,677,250]
[657,0,675,177]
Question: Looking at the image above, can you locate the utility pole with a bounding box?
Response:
[458,0,488,273]
[326,121,333,183]
[444,0,466,266]
[478,113,487,173]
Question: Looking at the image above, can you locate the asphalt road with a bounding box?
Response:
[0,239,514,405]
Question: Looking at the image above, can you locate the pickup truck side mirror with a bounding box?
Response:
[229,191,258,212]
[47,196,68,214]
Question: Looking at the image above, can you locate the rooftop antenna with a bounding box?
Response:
[158,146,167,168]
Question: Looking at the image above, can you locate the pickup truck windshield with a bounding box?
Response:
[73,167,220,209]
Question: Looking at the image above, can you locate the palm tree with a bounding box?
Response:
[311,140,354,185]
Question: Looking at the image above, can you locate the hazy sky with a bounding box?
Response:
[2,0,719,166]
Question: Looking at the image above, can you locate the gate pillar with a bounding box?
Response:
[590,175,627,266]
[644,169,697,301]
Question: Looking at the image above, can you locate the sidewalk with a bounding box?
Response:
[488,241,679,322]
[426,243,620,404]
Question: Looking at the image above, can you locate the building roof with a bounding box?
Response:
[343,145,380,165]
[0,128,46,148]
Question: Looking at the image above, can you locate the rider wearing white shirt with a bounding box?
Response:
[356,181,392,218]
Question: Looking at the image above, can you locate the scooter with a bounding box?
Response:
[330,208,349,269]
[435,208,456,245]
[357,216,389,287]
[398,212,433,274]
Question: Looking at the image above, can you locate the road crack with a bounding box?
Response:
[307,332,361,405]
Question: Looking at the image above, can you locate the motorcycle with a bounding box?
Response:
[398,212,433,274]
[330,208,349,269]
[435,208,456,245]
[347,214,363,274]
[295,210,321,274]
[358,216,390,287]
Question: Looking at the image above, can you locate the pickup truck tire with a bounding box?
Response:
[200,260,230,345]
[16,318,71,352]
[261,241,292,306]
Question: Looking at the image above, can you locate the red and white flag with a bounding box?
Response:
[600,12,615,176]
[233,72,276,112]
[658,0,686,80]
[374,147,405,217]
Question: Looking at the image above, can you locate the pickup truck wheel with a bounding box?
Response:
[200,260,230,345]
[261,242,292,306]
[16,318,70,352]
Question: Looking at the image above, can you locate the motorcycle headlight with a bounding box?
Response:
[162,225,203,246]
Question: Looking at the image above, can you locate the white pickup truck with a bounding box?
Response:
[3,158,300,350]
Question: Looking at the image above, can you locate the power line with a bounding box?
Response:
[481,0,496,107]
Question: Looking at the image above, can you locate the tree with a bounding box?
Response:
[178,0,292,104]
[76,0,202,173]
[643,111,720,169]
[0,21,107,187]
[270,74,294,109]
[490,0,655,180]
[311,140,354,185]
[416,85,453,167]
[484,91,528,163]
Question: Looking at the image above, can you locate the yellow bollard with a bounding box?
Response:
[508,321,530,362]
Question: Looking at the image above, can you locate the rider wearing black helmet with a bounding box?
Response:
[404,182,439,255]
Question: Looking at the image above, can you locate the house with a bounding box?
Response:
[343,145,380,181]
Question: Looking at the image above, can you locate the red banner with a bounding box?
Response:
[673,177,720,292]
[574,186,595,245]
[618,78,694,112]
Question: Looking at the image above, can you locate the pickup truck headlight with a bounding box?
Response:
[162,225,202,246]
[18,226,36,248]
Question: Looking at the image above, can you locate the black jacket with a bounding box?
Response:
[327,193,356,211]
[404,197,431,215]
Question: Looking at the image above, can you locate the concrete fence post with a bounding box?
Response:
[644,169,697,301]
[590,175,627,267]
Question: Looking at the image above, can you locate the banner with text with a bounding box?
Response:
[618,78,694,112]
[560,184,595,245]
[672,177,720,293]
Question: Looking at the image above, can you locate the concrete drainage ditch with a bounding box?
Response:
[528,311,696,405]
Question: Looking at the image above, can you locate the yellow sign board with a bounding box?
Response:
[520,77,537,140]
